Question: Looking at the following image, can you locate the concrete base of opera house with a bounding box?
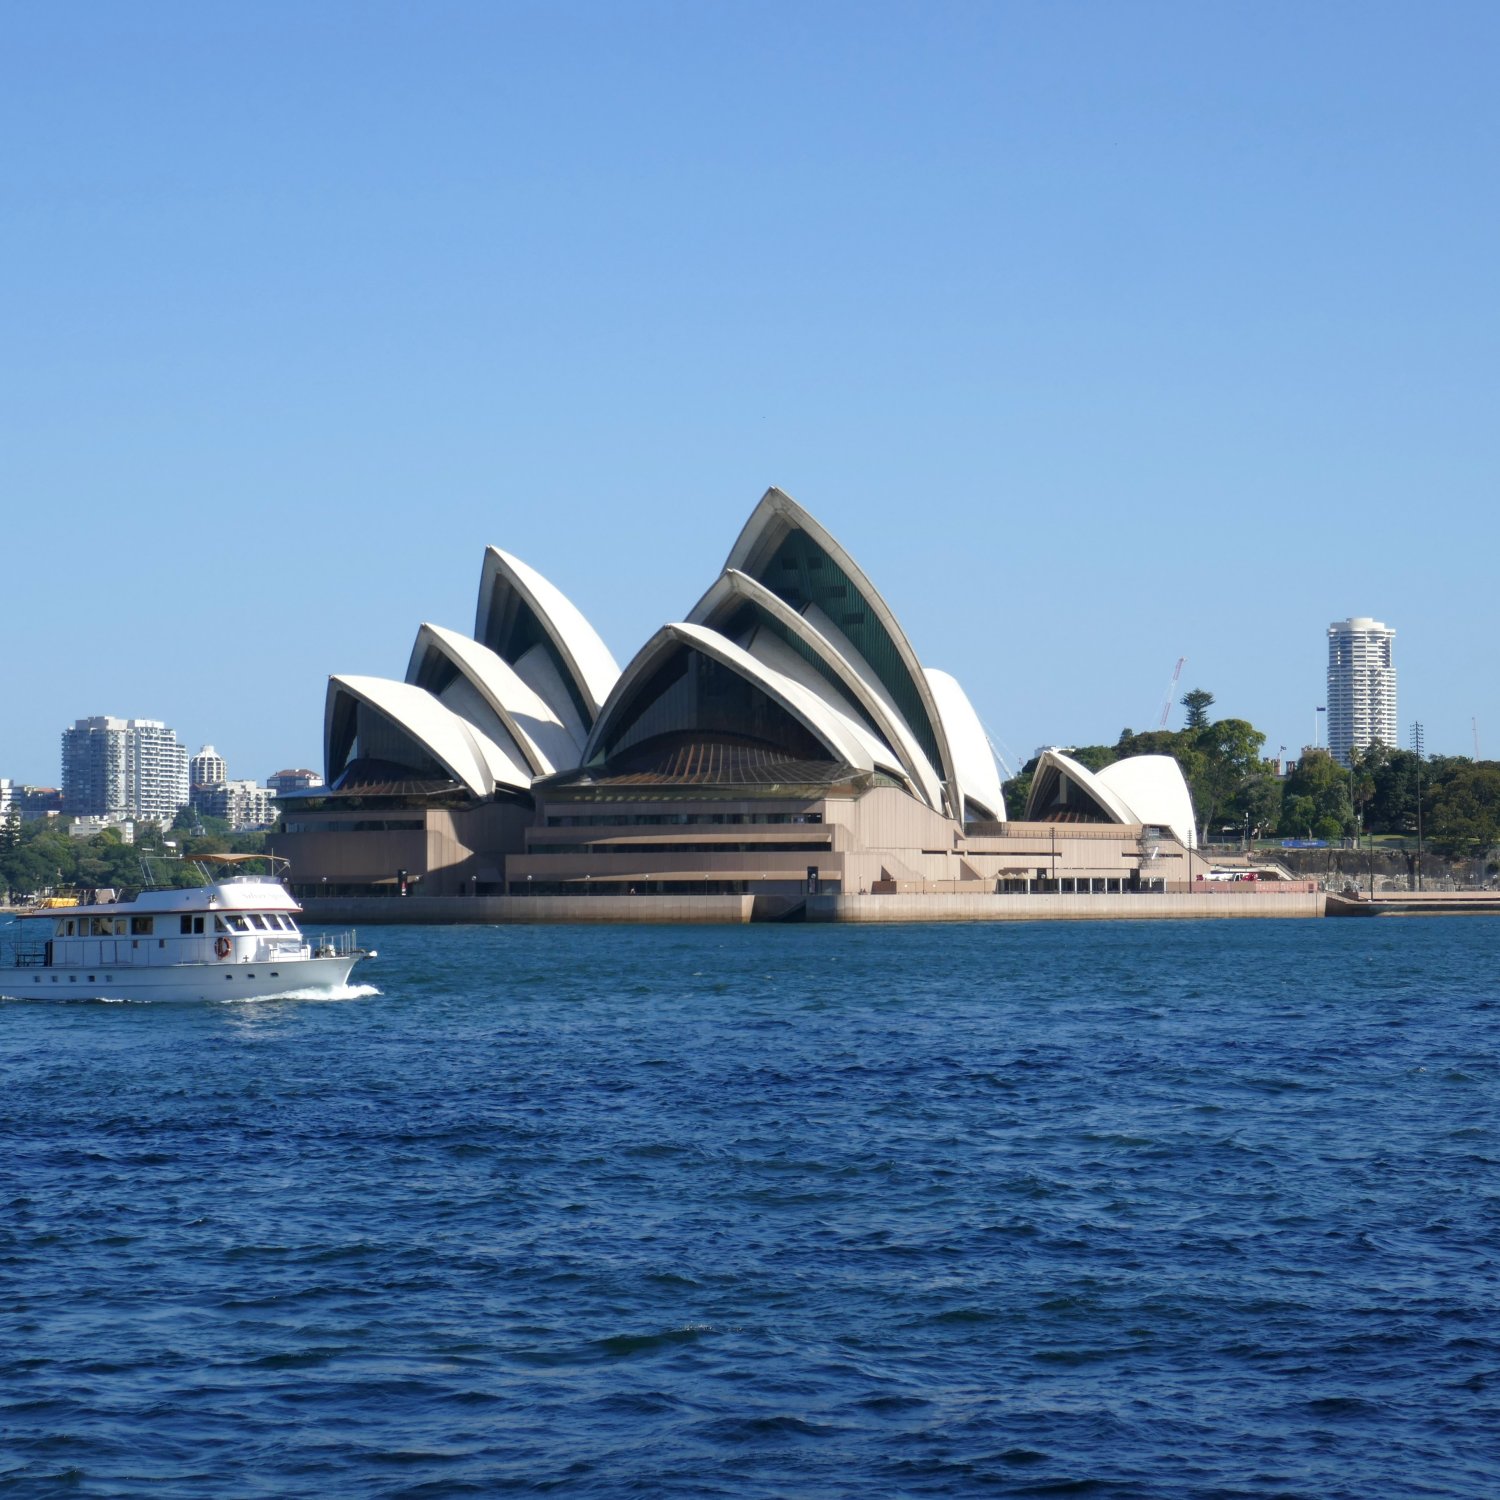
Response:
[807,890,1327,921]
[298,888,1327,925]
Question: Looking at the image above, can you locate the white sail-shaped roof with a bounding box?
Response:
[474,547,620,728]
[1096,755,1198,850]
[406,623,584,777]
[743,628,910,788]
[924,669,1005,823]
[584,622,876,772]
[324,675,532,799]
[1025,749,1137,827]
[687,569,944,809]
[1024,748,1197,849]
[723,487,959,815]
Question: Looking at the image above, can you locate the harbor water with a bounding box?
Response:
[2,917,1498,1496]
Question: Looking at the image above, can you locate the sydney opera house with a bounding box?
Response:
[270,489,1204,915]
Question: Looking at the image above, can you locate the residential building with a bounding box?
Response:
[190,745,227,789]
[197,779,277,831]
[1326,617,1397,766]
[61,716,190,824]
[67,815,136,844]
[267,768,324,796]
[12,786,62,818]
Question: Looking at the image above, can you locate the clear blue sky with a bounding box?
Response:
[4,1,1495,785]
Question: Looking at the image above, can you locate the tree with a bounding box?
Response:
[1002,768,1033,820]
[1228,773,1283,840]
[1426,764,1500,857]
[1181,688,1215,731]
[1351,742,1419,835]
[1280,795,1318,838]
[1191,717,1266,841]
[1278,750,1353,837]
[1066,744,1117,773]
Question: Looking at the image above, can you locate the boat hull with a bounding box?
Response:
[4,954,363,1002]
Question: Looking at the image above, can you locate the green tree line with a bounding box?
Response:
[1001,689,1500,856]
[0,809,267,904]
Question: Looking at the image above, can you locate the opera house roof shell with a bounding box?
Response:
[320,487,1017,825]
[1024,748,1198,850]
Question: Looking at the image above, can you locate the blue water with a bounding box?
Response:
[3,916,1498,1498]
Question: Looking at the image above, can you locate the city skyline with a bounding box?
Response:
[3,4,1497,782]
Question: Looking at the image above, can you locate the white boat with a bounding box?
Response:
[5,856,373,1002]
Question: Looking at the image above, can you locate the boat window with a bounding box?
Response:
[60,919,76,937]
[180,916,192,934]
[227,915,250,932]
[130,917,153,935]
[248,914,268,930]
[90,917,113,936]
[214,916,228,933]
[113,918,127,935]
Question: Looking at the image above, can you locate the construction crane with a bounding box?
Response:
[1157,656,1186,729]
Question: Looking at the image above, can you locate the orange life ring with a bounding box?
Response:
[215,936,232,960]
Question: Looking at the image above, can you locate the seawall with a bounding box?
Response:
[300,889,1326,926]
[806,891,1326,922]
[300,894,765,925]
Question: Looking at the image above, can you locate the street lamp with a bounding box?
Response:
[1411,721,1425,892]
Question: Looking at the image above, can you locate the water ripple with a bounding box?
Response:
[2,915,1499,1496]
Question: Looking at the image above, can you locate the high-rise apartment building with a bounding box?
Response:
[1326,617,1397,766]
[61,716,190,823]
[190,744,227,788]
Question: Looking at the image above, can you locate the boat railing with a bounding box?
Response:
[11,938,50,969]
[310,928,365,959]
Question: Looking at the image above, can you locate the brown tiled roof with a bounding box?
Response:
[542,737,873,791]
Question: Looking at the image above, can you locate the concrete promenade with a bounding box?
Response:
[1326,891,1500,918]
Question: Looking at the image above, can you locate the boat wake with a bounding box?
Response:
[4,982,382,1005]
[220,982,382,1004]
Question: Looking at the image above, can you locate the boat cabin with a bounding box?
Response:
[19,876,311,972]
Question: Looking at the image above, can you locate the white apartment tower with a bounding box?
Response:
[61,716,190,823]
[1326,617,1397,766]
[190,744,227,788]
